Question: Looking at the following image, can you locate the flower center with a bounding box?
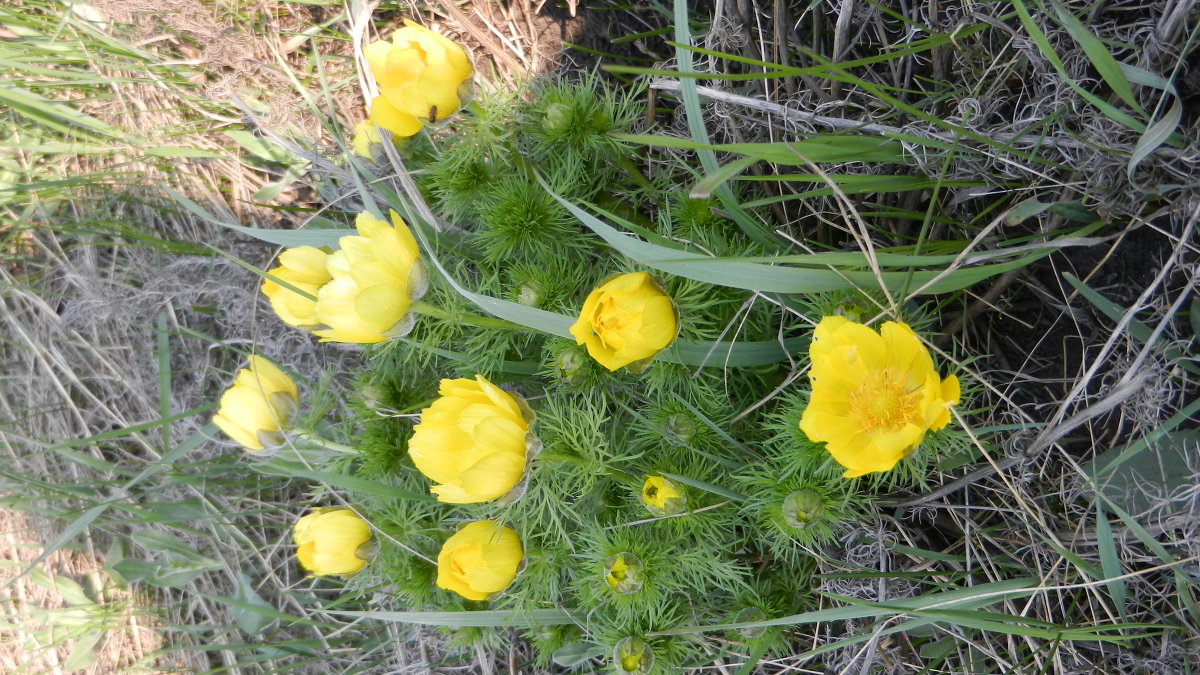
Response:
[848,370,920,431]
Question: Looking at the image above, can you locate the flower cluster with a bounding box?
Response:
[200,14,979,671]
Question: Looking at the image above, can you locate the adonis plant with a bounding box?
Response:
[202,14,988,675]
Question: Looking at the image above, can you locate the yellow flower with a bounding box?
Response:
[436,520,523,601]
[408,375,532,503]
[212,356,298,452]
[314,210,425,344]
[799,316,960,478]
[261,246,331,328]
[351,119,381,157]
[641,475,686,517]
[293,507,372,576]
[569,272,678,371]
[364,20,473,138]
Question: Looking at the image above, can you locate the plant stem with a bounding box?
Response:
[409,300,524,331]
[291,429,358,454]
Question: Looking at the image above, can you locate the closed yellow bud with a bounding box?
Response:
[212,356,298,452]
[364,20,473,138]
[293,507,372,576]
[313,210,425,344]
[569,272,678,371]
[408,375,532,503]
[436,520,523,601]
[261,246,331,328]
[641,474,687,517]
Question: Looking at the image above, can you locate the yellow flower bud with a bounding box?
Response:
[436,520,523,601]
[293,507,372,576]
[603,552,644,594]
[408,375,533,503]
[364,20,473,138]
[261,246,331,328]
[351,119,381,158]
[313,210,425,344]
[613,636,654,675]
[799,316,960,478]
[569,272,678,371]
[640,475,687,517]
[212,356,298,452]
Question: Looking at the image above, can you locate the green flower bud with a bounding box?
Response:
[543,103,571,133]
[661,412,696,447]
[733,606,768,639]
[555,348,587,384]
[834,300,868,323]
[613,636,654,675]
[781,489,825,531]
[517,279,544,307]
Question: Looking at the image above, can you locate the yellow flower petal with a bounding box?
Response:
[368,94,423,138]
[351,120,380,157]
[261,247,330,328]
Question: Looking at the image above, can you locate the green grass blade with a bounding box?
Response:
[1049,0,1141,111]
[1127,97,1183,184]
[1094,500,1129,622]
[1009,0,1146,132]
[331,609,577,627]
[670,0,776,248]
[659,472,746,501]
[547,182,1095,295]
[614,133,906,164]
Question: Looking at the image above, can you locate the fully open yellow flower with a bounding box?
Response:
[212,356,298,452]
[261,246,331,328]
[364,20,473,138]
[293,507,372,576]
[569,272,678,371]
[408,375,532,503]
[799,316,960,478]
[436,520,523,601]
[314,210,424,344]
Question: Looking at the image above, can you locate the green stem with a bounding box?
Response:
[292,429,358,455]
[614,152,652,189]
[410,300,524,331]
